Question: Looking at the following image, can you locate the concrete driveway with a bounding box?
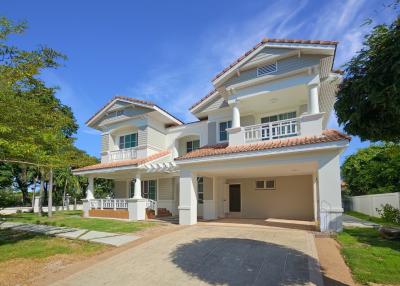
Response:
[51,225,322,286]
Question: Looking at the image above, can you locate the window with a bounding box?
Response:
[141,180,157,200]
[119,133,137,149]
[255,179,276,190]
[257,62,277,77]
[108,110,124,118]
[261,111,296,123]
[256,180,265,189]
[197,177,204,204]
[130,180,157,200]
[219,121,232,141]
[186,140,200,153]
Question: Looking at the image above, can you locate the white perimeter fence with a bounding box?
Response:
[344,192,400,217]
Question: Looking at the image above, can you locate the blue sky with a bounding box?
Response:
[2,0,397,163]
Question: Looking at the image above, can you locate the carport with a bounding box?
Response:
[176,146,345,232]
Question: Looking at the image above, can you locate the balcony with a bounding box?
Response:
[108,147,137,162]
[228,113,324,146]
[244,118,300,143]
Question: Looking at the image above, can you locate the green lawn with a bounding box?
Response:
[345,210,400,227]
[337,228,400,285]
[0,228,106,262]
[1,210,155,233]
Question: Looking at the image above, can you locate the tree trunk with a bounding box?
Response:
[48,168,53,218]
[31,176,38,209]
[14,164,29,205]
[62,180,68,211]
[39,170,44,215]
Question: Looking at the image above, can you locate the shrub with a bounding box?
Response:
[0,189,23,209]
[377,204,400,224]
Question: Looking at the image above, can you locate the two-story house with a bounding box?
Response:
[73,38,350,232]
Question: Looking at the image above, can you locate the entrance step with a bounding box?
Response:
[145,208,172,219]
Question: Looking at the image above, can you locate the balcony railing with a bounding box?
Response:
[109,147,137,162]
[244,118,300,143]
[89,199,128,210]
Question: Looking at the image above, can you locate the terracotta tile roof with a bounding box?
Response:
[73,150,171,172]
[176,130,350,161]
[212,38,338,82]
[86,96,183,125]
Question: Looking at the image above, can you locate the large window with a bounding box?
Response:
[141,180,157,200]
[130,179,157,200]
[197,177,204,204]
[119,133,137,149]
[186,139,200,153]
[219,121,232,142]
[261,111,296,123]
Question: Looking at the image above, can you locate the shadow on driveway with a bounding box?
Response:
[169,237,330,286]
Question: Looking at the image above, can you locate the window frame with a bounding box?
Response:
[186,139,200,153]
[140,179,157,200]
[218,120,232,142]
[118,133,138,149]
[197,177,204,204]
[255,179,276,190]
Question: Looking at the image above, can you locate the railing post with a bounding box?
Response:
[100,199,103,210]
[114,199,117,210]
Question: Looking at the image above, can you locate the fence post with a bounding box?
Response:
[100,199,103,210]
[114,199,117,211]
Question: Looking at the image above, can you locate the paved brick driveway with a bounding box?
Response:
[52,224,322,286]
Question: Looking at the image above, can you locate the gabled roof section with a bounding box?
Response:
[73,150,171,173]
[211,37,338,87]
[86,96,183,127]
[189,89,218,112]
[176,130,350,161]
[189,38,338,113]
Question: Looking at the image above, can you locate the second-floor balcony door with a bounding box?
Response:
[261,111,297,139]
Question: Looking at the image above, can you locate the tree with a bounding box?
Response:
[0,17,98,215]
[334,16,400,142]
[342,144,400,196]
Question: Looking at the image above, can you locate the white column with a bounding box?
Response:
[178,169,197,225]
[133,174,142,199]
[232,101,241,128]
[318,152,343,232]
[308,84,320,114]
[86,176,95,200]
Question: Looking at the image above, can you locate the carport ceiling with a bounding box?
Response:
[197,161,317,178]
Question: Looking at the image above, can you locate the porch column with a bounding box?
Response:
[86,176,95,200]
[133,174,142,199]
[232,101,241,128]
[127,174,146,221]
[308,84,320,114]
[317,152,343,232]
[179,169,197,225]
[227,100,245,146]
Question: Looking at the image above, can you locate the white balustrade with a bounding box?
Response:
[145,199,158,216]
[88,199,128,210]
[109,147,137,162]
[244,118,300,143]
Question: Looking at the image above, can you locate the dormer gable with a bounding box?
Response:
[212,38,337,88]
[86,96,183,131]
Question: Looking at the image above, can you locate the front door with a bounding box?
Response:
[229,184,241,212]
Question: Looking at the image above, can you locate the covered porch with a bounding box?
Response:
[74,159,179,221]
